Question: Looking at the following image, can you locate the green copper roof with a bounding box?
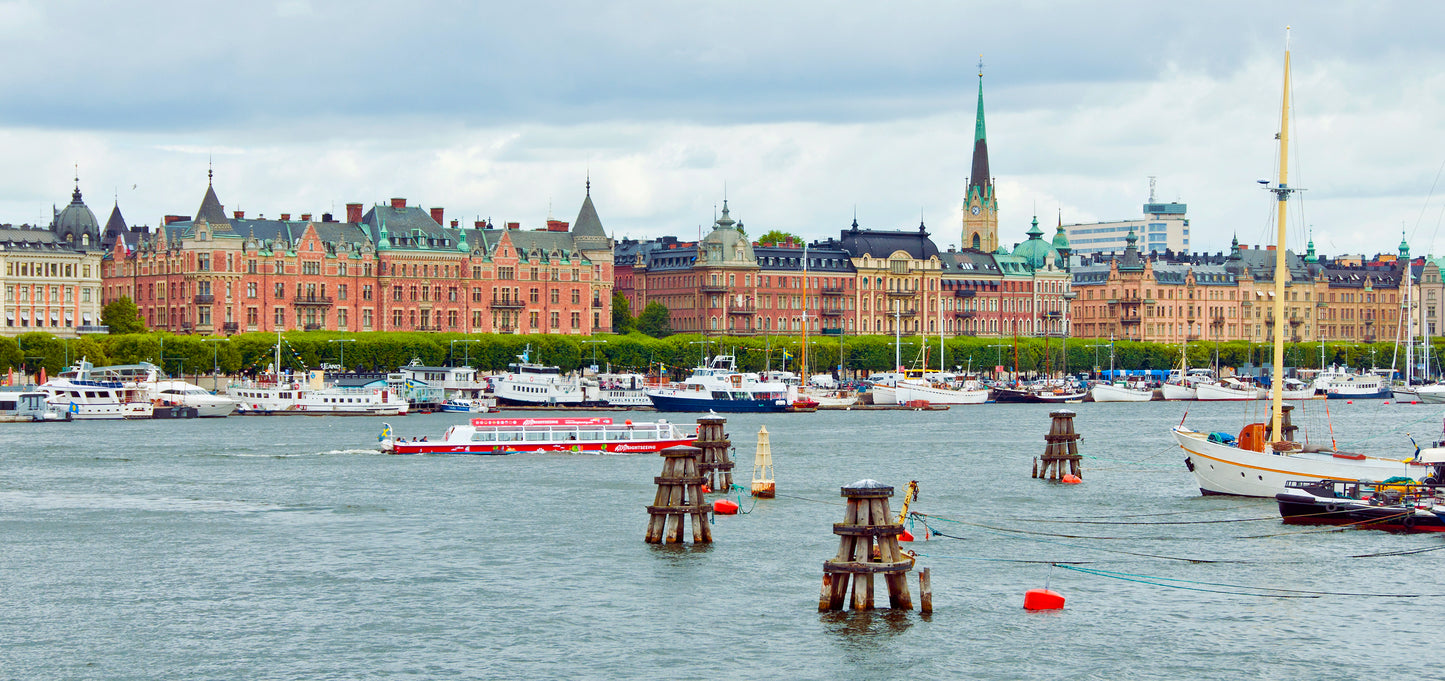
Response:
[974,73,987,142]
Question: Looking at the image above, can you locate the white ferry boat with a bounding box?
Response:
[645,356,792,413]
[493,346,596,406]
[1312,366,1390,399]
[97,363,236,417]
[39,359,153,419]
[595,373,652,407]
[380,416,696,455]
[227,335,407,416]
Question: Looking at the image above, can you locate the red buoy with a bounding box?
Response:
[1347,400,1354,404]
[713,499,739,515]
[701,484,712,494]
[1024,588,1065,611]
[899,529,915,542]
[1061,474,1082,484]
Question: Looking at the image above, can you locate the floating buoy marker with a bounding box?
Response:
[713,498,739,515]
[1024,565,1065,611]
[899,529,915,542]
[1061,474,1082,485]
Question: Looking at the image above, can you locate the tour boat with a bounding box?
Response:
[379,416,697,455]
[227,334,407,416]
[1275,477,1445,533]
[595,373,653,407]
[1312,366,1390,399]
[646,356,791,413]
[39,359,153,419]
[492,347,602,407]
[1173,35,1428,497]
[439,398,491,413]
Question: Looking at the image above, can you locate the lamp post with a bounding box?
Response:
[987,343,1009,380]
[202,338,230,375]
[328,338,356,372]
[581,339,606,371]
[450,339,478,368]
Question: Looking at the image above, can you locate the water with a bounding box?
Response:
[3,400,1444,679]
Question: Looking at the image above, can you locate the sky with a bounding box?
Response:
[2,0,1444,259]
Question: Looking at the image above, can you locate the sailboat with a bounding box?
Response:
[895,329,989,405]
[1172,29,1430,496]
[1089,336,1152,402]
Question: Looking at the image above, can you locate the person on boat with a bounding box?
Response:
[420,436,428,442]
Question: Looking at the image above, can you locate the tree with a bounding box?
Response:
[611,292,634,334]
[756,229,801,246]
[101,296,146,334]
[0,336,21,371]
[636,302,673,338]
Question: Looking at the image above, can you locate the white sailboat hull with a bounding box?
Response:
[1160,383,1196,401]
[1413,386,1445,404]
[1194,382,1258,401]
[870,385,898,405]
[1089,383,1153,403]
[895,381,988,405]
[1173,427,1426,497]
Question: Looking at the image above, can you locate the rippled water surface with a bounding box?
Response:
[3,399,1443,679]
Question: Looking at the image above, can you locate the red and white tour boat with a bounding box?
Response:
[379,416,697,455]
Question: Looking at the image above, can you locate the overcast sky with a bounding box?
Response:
[3,1,1443,258]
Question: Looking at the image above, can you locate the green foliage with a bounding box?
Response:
[16,332,67,374]
[101,296,146,334]
[0,336,23,371]
[756,229,801,246]
[636,302,672,338]
[611,292,634,334]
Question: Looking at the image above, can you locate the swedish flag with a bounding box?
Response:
[783,350,793,360]
[378,424,392,441]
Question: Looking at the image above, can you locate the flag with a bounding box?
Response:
[783,350,792,360]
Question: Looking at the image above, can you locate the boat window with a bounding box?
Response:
[524,430,547,442]
[711,391,729,399]
[496,430,520,442]
[607,429,626,441]
[471,430,497,442]
[579,430,602,441]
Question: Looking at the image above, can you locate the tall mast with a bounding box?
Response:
[800,243,809,380]
[1268,28,1293,441]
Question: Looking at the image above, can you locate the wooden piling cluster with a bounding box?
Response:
[1033,409,1082,480]
[645,445,712,544]
[695,416,734,491]
[819,479,914,611]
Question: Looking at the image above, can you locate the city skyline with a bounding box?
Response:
[2,1,1443,258]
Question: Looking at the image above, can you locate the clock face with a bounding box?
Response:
[970,205,981,215]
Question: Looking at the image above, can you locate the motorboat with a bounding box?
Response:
[1276,478,1445,533]
[0,389,70,422]
[992,381,1088,404]
[439,398,492,413]
[595,373,653,407]
[1312,366,1390,399]
[380,416,697,455]
[646,355,791,413]
[39,359,153,419]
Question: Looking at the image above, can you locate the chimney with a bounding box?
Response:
[430,207,444,225]
[322,213,334,222]
[1266,245,1275,251]
[345,203,363,223]
[546,219,569,232]
[280,213,291,221]
[506,222,520,230]
[301,213,312,222]
[474,221,486,229]
[390,198,406,210]
[450,219,459,228]
[233,210,245,219]
[164,215,187,225]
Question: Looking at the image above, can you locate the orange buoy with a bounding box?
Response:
[713,499,739,515]
[1347,400,1353,404]
[1024,588,1065,610]
[899,529,915,542]
[1061,474,1082,484]
[701,484,712,494]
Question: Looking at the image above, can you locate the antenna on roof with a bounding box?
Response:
[1148,176,1157,202]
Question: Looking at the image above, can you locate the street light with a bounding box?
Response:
[329,338,356,372]
[450,339,478,368]
[202,338,230,375]
[581,339,606,371]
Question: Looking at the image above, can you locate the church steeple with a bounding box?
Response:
[963,57,998,254]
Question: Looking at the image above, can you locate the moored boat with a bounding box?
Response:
[380,416,696,455]
[439,398,491,413]
[645,356,790,413]
[1089,381,1152,403]
[1276,477,1445,533]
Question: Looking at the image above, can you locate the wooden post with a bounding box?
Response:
[1035,409,1082,480]
[695,416,734,490]
[820,479,914,611]
[645,445,712,544]
[919,567,933,614]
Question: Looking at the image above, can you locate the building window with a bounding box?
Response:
[274,307,285,327]
[274,283,285,298]
[338,284,348,301]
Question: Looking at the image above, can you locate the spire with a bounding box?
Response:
[715,199,736,229]
[1399,230,1410,260]
[1304,230,1318,264]
[1026,215,1042,239]
[1229,233,1241,259]
[572,176,608,243]
[967,59,992,199]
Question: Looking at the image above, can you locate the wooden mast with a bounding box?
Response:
[1268,28,1293,442]
[800,243,809,383]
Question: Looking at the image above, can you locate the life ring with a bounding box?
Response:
[1401,515,1417,529]
[1324,503,1341,513]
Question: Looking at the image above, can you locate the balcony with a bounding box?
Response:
[820,286,847,296]
[953,310,976,319]
[1120,317,1141,325]
[1187,334,1201,341]
[304,323,322,332]
[727,306,757,315]
[819,308,844,317]
[222,322,239,334]
[894,309,917,317]
[953,289,977,298]
[193,293,214,304]
[701,282,728,293]
[1042,310,1063,319]
[1288,317,1303,327]
[886,289,916,298]
[292,295,334,307]
[491,298,525,309]
[180,322,195,332]
[592,299,604,308]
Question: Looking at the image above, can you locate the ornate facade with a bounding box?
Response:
[1,180,106,337]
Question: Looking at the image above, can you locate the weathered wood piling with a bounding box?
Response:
[819,479,914,611]
[1033,409,1082,481]
[645,444,712,544]
[695,416,734,491]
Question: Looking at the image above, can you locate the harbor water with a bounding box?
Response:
[4,400,1444,679]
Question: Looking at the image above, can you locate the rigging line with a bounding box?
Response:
[1412,156,1445,243]
[1059,564,1433,599]
[1233,509,1418,539]
[1350,543,1445,558]
[912,552,1098,565]
[770,492,845,507]
[1058,565,1317,598]
[919,522,1232,564]
[1021,515,1281,526]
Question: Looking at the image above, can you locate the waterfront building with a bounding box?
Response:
[1063,192,1190,256]
[102,174,613,335]
[1,180,107,337]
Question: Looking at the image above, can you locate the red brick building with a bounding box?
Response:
[102,174,614,335]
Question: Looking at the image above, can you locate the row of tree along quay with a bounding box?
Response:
[1,327,1428,382]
